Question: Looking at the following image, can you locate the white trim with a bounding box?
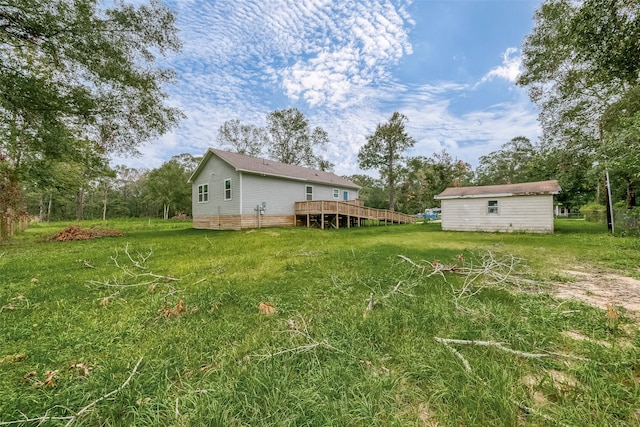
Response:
[487,200,499,214]
[239,172,243,214]
[305,185,313,201]
[435,191,560,200]
[224,178,232,201]
[197,183,209,203]
[333,188,339,199]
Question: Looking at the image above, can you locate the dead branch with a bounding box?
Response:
[436,338,472,372]
[363,280,417,315]
[0,413,74,426]
[66,357,143,425]
[88,245,183,299]
[399,251,531,304]
[0,358,143,427]
[249,316,343,360]
[122,243,151,270]
[434,337,548,359]
[397,255,453,280]
[364,292,375,315]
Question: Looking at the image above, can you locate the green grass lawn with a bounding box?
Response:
[1,219,639,426]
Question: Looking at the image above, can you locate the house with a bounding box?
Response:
[434,180,561,233]
[188,148,361,230]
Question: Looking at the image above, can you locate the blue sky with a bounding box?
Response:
[113,0,543,176]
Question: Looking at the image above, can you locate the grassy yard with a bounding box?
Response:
[1,219,639,426]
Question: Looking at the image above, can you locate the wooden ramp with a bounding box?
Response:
[294,200,416,229]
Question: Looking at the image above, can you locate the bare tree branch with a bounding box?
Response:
[0,358,143,427]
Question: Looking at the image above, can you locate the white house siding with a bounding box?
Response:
[192,154,358,230]
[440,195,554,233]
[238,173,356,215]
[191,155,243,229]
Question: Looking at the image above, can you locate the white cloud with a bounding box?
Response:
[479,47,522,85]
[110,1,541,179]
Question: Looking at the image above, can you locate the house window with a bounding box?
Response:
[487,200,498,214]
[224,179,232,200]
[198,184,209,203]
[306,185,313,201]
[333,188,339,199]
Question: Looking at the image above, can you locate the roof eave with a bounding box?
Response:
[435,191,560,200]
[187,148,215,183]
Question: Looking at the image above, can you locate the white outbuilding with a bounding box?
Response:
[434,180,561,233]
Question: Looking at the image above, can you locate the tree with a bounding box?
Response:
[358,112,415,211]
[265,108,333,170]
[475,137,545,185]
[344,174,388,210]
[217,119,266,157]
[600,87,640,208]
[518,0,640,215]
[144,160,191,220]
[396,151,472,214]
[0,0,182,231]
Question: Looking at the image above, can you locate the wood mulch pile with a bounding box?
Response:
[50,225,124,242]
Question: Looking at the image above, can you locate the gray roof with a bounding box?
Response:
[189,148,360,189]
[435,180,561,199]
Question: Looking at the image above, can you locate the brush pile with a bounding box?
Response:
[50,225,123,242]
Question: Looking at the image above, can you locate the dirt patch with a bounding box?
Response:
[49,225,123,242]
[554,268,640,316]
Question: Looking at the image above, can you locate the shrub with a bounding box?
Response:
[580,202,607,223]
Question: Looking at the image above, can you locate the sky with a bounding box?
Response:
[112,0,544,177]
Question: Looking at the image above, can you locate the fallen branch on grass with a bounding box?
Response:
[0,357,143,427]
[397,255,455,280]
[433,337,586,372]
[399,251,532,303]
[87,245,189,302]
[435,337,548,358]
[249,316,344,360]
[364,280,416,315]
[435,338,472,372]
[434,336,548,373]
[107,244,179,282]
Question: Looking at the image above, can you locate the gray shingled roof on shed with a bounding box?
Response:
[190,148,360,189]
[435,180,561,199]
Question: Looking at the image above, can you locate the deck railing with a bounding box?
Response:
[294,200,415,225]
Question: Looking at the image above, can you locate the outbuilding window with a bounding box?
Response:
[198,184,209,203]
[487,200,498,214]
[224,179,232,200]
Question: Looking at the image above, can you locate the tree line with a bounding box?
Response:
[2,0,638,231]
[21,105,612,223]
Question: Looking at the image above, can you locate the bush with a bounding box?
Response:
[580,202,607,223]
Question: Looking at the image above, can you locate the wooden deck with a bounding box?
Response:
[294,200,416,229]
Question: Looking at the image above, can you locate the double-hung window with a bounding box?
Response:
[333,188,339,199]
[487,200,498,214]
[224,179,232,200]
[198,184,209,203]
[306,185,313,201]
